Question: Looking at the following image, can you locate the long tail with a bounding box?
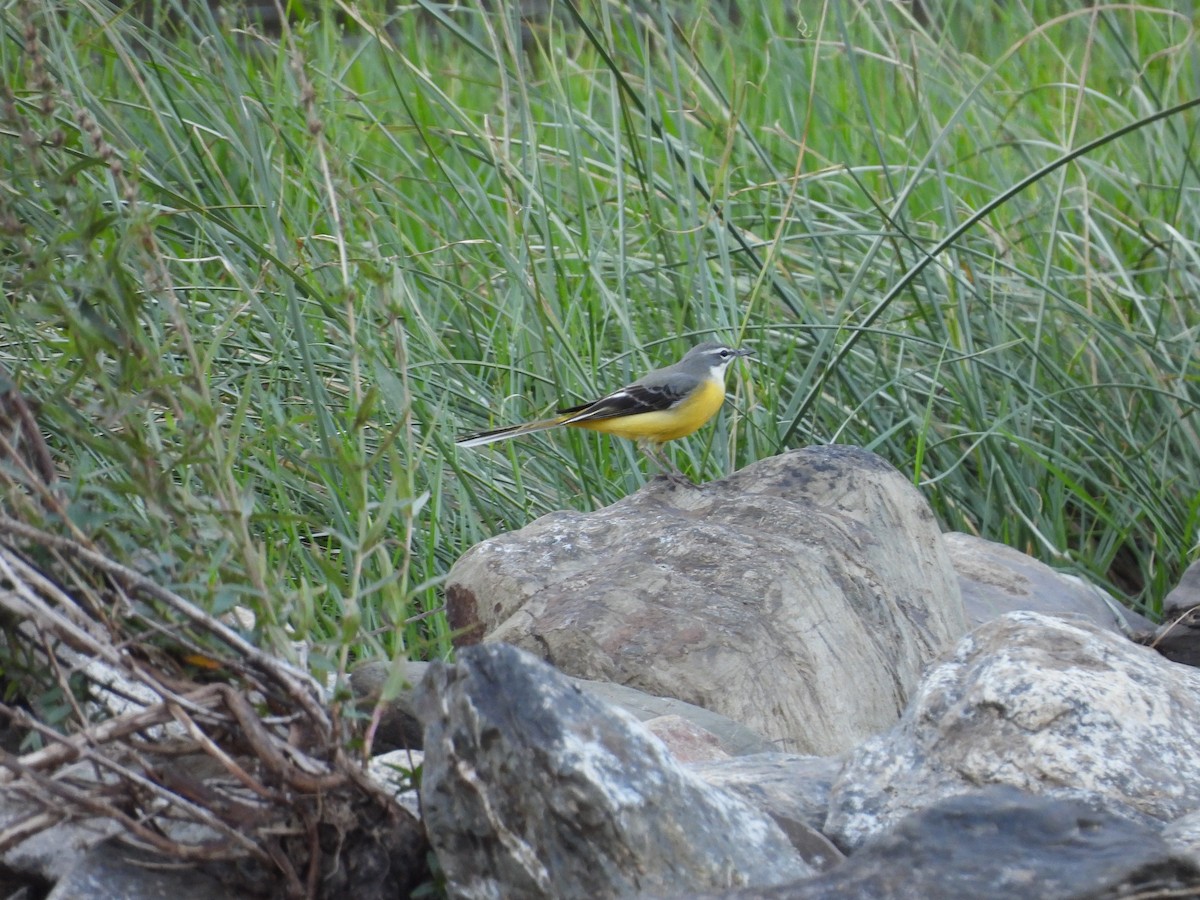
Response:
[455,414,571,449]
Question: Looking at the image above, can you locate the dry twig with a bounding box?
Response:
[0,514,416,896]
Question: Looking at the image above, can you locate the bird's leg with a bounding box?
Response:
[638,439,694,486]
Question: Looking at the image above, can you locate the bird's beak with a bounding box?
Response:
[735,348,754,359]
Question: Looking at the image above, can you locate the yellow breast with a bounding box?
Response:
[570,378,726,444]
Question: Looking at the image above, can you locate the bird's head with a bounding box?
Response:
[684,341,754,378]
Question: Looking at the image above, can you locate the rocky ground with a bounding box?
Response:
[6,445,1200,898]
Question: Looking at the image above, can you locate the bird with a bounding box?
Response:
[456,341,753,482]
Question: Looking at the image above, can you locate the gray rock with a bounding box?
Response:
[686,754,845,872]
[48,842,239,900]
[353,659,772,757]
[944,532,1150,633]
[687,787,1200,899]
[567,676,773,756]
[416,643,813,899]
[641,714,730,762]
[446,447,966,754]
[826,611,1200,850]
[687,753,841,834]
[1164,810,1200,869]
[0,783,121,883]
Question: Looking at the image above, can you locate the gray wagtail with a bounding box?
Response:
[456,341,752,481]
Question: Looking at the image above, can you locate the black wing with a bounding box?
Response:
[557,381,688,421]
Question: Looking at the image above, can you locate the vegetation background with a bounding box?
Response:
[3,0,1198,699]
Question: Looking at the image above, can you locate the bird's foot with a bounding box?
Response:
[654,470,697,487]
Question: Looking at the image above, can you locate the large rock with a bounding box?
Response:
[826,611,1200,849]
[351,659,772,757]
[686,753,845,871]
[416,643,813,899]
[446,447,966,754]
[1164,809,1200,868]
[687,754,841,835]
[944,532,1150,633]
[47,843,240,900]
[570,676,771,756]
[692,787,1200,899]
[640,714,730,763]
[0,791,121,884]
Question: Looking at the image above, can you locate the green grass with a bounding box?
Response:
[2,0,1198,689]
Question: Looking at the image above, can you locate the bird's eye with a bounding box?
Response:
[720,349,732,359]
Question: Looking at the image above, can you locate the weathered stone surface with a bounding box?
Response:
[686,754,845,872]
[416,643,812,899]
[446,447,966,754]
[686,787,1200,899]
[1164,810,1200,868]
[687,753,841,834]
[48,842,240,900]
[353,659,771,757]
[571,676,772,756]
[0,776,121,883]
[826,611,1200,850]
[642,714,729,763]
[944,532,1150,632]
